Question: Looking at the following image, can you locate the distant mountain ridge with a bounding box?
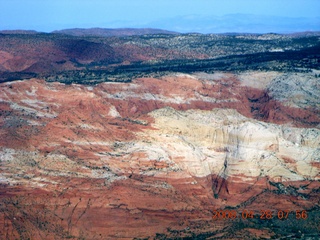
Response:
[52,28,179,37]
[1,27,320,37]
[0,30,39,34]
[149,14,320,34]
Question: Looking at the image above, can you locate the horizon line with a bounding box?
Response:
[1,27,320,35]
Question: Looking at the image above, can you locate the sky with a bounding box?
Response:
[0,0,320,33]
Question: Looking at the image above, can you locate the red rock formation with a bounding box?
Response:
[0,73,319,239]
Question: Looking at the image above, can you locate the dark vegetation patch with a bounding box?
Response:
[43,43,320,85]
[0,32,319,84]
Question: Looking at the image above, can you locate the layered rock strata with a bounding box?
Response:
[0,72,319,239]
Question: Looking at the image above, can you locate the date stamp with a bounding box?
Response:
[212,209,308,220]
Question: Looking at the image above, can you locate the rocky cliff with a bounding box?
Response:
[0,71,319,239]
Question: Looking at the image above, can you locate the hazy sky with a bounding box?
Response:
[1,0,319,33]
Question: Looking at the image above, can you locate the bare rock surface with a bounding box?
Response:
[0,72,319,239]
[267,72,320,109]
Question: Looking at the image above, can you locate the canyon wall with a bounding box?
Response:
[0,72,319,239]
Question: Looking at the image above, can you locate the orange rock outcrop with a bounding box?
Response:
[0,72,319,239]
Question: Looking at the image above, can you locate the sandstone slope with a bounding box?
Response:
[0,72,319,239]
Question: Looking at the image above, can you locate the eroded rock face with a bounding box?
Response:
[149,107,319,179]
[0,72,319,239]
